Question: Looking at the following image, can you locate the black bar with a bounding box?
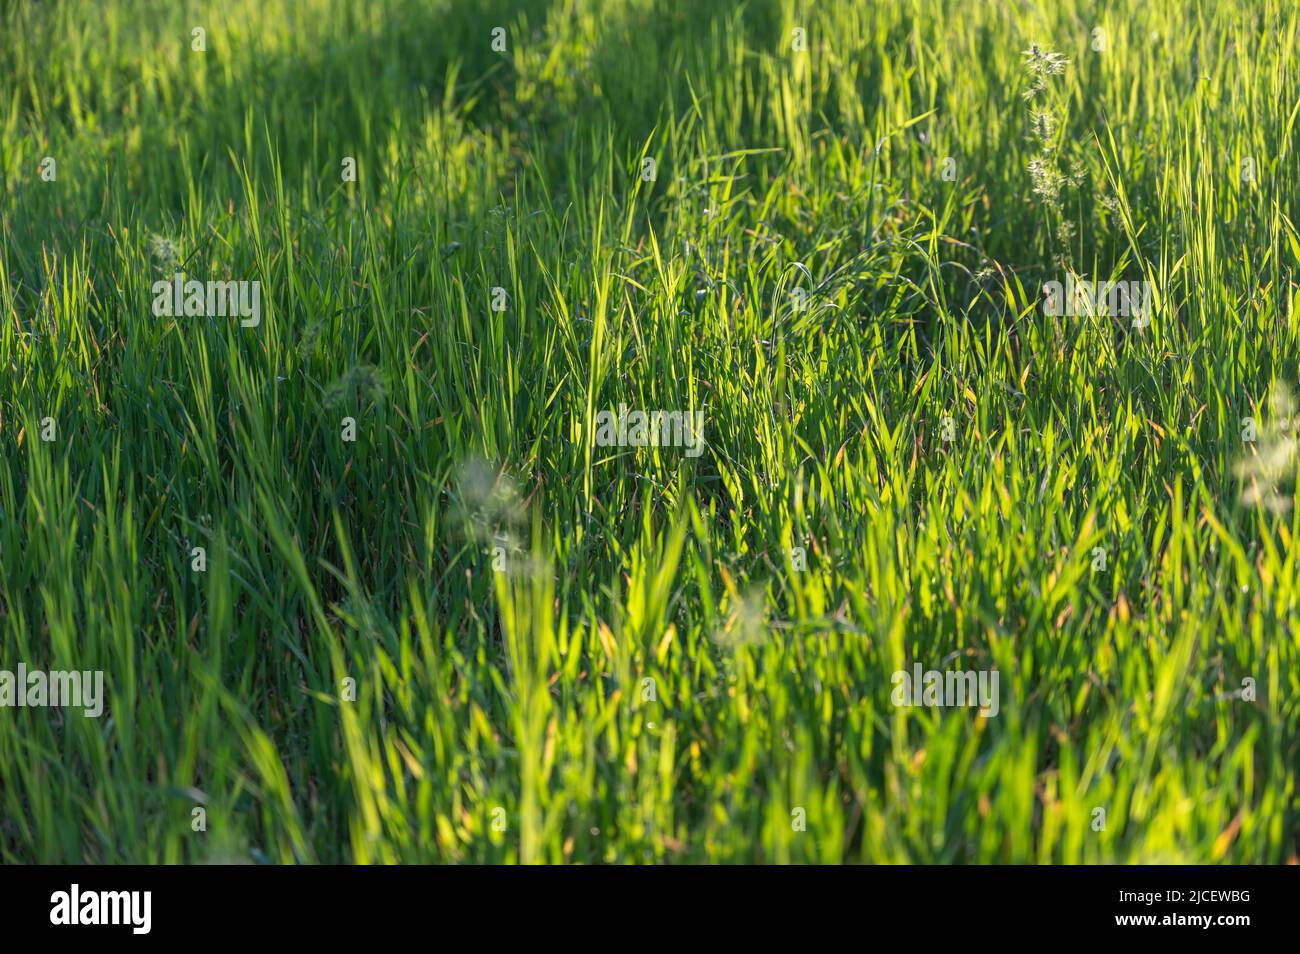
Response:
[0,864,1287,941]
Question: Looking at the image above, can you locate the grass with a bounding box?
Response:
[0,0,1298,864]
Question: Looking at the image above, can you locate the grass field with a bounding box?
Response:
[1,0,1298,864]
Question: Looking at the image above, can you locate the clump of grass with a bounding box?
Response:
[1236,383,1299,514]
[0,0,1297,865]
[148,233,182,272]
[323,364,387,410]
[1021,44,1086,251]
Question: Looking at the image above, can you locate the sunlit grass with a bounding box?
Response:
[1,0,1298,863]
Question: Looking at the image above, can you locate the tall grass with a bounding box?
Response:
[1,0,1298,863]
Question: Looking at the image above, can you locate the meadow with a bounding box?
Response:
[0,0,1298,863]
